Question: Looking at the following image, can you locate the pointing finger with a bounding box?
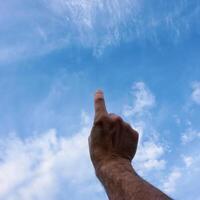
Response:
[94,90,108,121]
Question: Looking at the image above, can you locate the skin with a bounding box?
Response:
[89,90,172,200]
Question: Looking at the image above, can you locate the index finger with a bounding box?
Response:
[94,90,108,121]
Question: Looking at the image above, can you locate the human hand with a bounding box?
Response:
[89,90,139,171]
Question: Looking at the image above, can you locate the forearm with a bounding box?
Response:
[95,158,172,200]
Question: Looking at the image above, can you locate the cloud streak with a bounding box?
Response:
[1,0,199,62]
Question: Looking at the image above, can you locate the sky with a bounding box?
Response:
[0,0,200,199]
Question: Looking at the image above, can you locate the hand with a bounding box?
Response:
[89,90,139,171]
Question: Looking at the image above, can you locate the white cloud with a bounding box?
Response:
[123,82,155,117]
[191,82,200,105]
[163,168,182,193]
[182,156,193,168]
[135,141,166,173]
[0,112,103,200]
[181,128,200,144]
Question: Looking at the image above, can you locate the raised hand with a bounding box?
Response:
[89,90,139,171]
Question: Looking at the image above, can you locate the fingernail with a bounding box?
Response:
[95,89,103,94]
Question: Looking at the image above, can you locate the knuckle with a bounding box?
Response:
[124,123,139,139]
[110,114,123,123]
[115,116,123,122]
[124,122,132,129]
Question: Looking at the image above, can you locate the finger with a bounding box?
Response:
[94,90,108,121]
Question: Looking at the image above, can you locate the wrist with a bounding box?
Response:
[95,157,134,179]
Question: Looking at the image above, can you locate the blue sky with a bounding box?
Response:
[0,0,200,199]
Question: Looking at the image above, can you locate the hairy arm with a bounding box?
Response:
[89,90,172,200]
[96,159,171,200]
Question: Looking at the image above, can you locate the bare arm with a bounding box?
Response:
[89,90,172,200]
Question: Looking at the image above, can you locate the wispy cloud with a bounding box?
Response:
[162,151,200,199]
[123,82,155,117]
[181,128,200,144]
[191,82,200,105]
[182,155,193,168]
[1,0,199,62]
[163,168,182,193]
[44,0,200,54]
[135,141,166,172]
